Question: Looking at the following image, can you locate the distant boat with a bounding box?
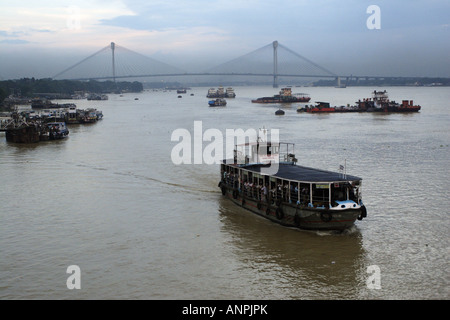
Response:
[252,88,310,104]
[275,109,285,115]
[87,93,108,101]
[207,86,236,98]
[225,87,236,98]
[208,98,227,107]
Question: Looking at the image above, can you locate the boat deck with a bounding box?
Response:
[222,161,361,182]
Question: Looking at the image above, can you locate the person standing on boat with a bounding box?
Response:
[261,184,268,202]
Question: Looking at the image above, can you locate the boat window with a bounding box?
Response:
[290,181,299,203]
[312,183,329,208]
[331,183,347,204]
[331,182,360,205]
[299,183,310,205]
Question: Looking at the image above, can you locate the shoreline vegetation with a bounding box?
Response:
[0,78,144,111]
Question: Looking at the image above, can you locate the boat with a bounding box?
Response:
[216,86,225,97]
[207,86,235,98]
[218,132,367,231]
[225,87,236,98]
[87,93,108,101]
[208,98,227,107]
[45,122,69,140]
[96,110,103,120]
[275,109,285,115]
[252,88,310,104]
[177,89,187,94]
[65,105,79,124]
[81,108,100,123]
[297,102,336,113]
[355,90,421,112]
[296,91,422,113]
[207,88,217,98]
[1,110,69,143]
[64,106,103,124]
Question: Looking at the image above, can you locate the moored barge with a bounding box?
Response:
[252,87,310,104]
[219,135,366,231]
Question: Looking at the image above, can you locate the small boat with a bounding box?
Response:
[208,98,227,107]
[207,86,233,98]
[2,111,41,143]
[45,122,69,140]
[275,109,285,115]
[218,131,367,231]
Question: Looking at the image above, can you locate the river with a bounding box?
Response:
[0,85,448,300]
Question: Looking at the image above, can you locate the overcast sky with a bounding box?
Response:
[0,0,449,79]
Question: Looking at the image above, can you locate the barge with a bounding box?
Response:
[252,87,310,104]
[297,90,421,113]
[219,134,366,231]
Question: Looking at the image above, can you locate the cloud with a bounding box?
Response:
[0,0,449,79]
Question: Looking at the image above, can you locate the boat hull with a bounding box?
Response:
[252,97,310,103]
[220,184,362,231]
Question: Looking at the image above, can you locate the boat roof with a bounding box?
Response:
[222,161,361,183]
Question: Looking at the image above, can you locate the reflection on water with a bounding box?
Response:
[218,198,367,299]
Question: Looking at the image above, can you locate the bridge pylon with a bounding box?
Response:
[273,41,278,88]
[111,42,116,83]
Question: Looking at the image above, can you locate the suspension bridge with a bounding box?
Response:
[52,41,416,88]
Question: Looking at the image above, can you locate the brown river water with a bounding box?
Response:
[0,86,449,299]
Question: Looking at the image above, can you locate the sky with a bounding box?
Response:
[0,0,449,79]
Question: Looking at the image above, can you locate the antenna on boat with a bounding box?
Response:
[258,126,267,143]
[339,159,347,179]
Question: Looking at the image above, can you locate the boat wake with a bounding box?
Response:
[314,224,360,236]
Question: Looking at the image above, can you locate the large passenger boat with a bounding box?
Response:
[219,134,367,230]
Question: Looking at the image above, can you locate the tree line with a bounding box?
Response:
[0,78,143,102]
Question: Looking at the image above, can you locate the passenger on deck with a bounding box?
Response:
[261,184,268,202]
